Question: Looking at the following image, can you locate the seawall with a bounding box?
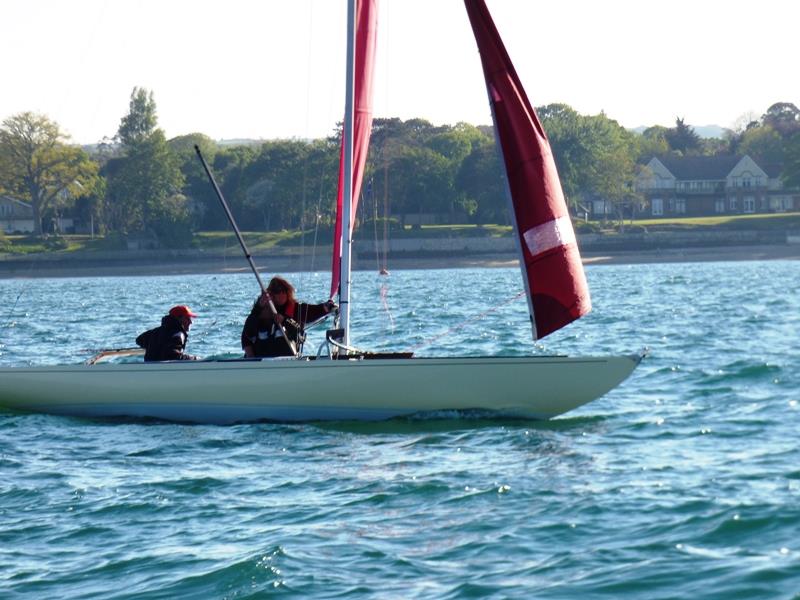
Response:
[0,229,798,278]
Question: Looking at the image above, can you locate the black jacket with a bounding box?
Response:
[241,300,330,358]
[136,315,195,362]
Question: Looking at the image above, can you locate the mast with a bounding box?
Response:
[339,0,357,346]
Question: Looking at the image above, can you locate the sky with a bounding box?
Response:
[2,0,798,145]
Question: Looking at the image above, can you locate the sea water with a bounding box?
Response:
[0,261,798,599]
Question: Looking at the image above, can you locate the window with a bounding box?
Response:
[729,197,738,211]
[743,196,755,213]
[675,199,686,214]
[652,198,663,216]
[593,200,610,215]
[715,198,726,213]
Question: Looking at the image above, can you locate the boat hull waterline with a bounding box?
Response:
[0,354,641,424]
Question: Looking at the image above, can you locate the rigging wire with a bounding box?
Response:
[382,162,390,274]
[370,177,382,273]
[404,289,526,353]
[366,176,395,331]
[299,158,309,292]
[297,0,315,295]
[308,169,325,276]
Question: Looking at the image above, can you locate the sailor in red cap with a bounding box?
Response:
[136,305,199,362]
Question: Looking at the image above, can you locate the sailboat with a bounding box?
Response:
[0,0,642,424]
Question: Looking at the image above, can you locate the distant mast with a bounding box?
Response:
[464,0,591,339]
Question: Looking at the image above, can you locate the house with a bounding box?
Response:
[0,196,35,233]
[0,195,77,234]
[636,155,798,217]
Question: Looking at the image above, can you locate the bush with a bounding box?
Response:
[43,235,69,250]
[574,221,603,234]
[359,217,404,234]
[616,224,648,234]
[152,220,193,249]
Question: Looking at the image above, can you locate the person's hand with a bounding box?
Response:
[274,313,284,325]
[259,291,271,307]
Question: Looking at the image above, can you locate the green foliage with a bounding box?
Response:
[0,112,100,235]
[739,125,784,163]
[117,88,158,147]
[8,91,799,247]
[150,194,193,248]
[234,139,333,232]
[456,135,505,224]
[168,132,220,230]
[761,102,800,138]
[0,229,9,251]
[574,220,603,234]
[105,88,186,242]
[782,132,800,188]
[538,105,639,219]
[637,126,669,160]
[42,235,68,250]
[665,117,702,155]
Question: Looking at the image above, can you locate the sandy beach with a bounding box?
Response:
[0,243,797,279]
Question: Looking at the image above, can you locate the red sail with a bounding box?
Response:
[464,0,591,339]
[330,0,378,298]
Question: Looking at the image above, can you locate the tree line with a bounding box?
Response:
[1,87,799,245]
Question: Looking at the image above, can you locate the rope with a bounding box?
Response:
[379,283,394,332]
[371,178,381,273]
[405,289,526,353]
[2,261,37,328]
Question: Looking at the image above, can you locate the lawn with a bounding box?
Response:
[628,212,800,230]
[2,213,798,255]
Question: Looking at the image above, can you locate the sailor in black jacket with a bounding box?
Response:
[136,305,198,362]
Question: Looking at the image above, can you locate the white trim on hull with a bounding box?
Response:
[0,354,642,424]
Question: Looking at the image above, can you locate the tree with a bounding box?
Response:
[456,136,505,224]
[0,112,98,235]
[390,146,453,219]
[169,133,218,229]
[665,117,702,155]
[536,103,589,204]
[117,88,158,147]
[783,132,800,189]
[105,88,186,240]
[571,114,639,226]
[637,126,669,161]
[738,125,784,164]
[238,140,319,231]
[761,102,800,138]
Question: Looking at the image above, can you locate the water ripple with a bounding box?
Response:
[1,263,799,598]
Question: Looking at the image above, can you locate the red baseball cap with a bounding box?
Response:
[169,305,198,319]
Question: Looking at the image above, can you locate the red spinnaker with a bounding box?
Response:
[330,0,378,298]
[464,0,591,339]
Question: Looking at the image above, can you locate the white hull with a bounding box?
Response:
[0,354,641,424]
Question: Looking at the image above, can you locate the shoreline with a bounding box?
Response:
[0,243,797,279]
